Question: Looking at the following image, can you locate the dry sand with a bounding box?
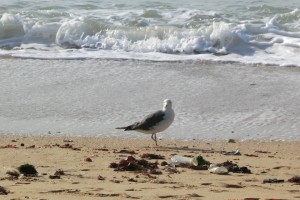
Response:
[0,135,299,200]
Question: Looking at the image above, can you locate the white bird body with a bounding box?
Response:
[116,99,175,145]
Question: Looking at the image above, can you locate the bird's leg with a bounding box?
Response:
[151,133,158,146]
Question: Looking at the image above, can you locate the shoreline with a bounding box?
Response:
[1,135,299,199]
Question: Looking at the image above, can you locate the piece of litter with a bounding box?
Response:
[224,148,241,155]
[263,178,284,184]
[208,164,228,175]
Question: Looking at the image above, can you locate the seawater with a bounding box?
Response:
[0,0,300,66]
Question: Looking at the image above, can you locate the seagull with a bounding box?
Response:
[116,99,175,146]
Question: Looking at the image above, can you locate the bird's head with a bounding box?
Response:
[163,99,172,110]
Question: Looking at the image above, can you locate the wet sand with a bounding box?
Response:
[0,135,299,199]
[2,59,300,141]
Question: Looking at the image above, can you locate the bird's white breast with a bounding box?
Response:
[152,108,175,133]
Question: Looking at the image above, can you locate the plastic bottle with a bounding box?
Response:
[170,155,198,166]
[208,164,228,174]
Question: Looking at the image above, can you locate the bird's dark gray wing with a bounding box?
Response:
[133,110,165,131]
[115,110,165,131]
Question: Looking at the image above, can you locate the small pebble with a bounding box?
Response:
[228,139,236,143]
[85,157,92,162]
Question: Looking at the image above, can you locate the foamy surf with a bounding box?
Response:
[1,1,300,66]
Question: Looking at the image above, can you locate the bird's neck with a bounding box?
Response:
[163,106,172,112]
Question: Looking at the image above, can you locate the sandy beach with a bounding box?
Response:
[0,135,299,200]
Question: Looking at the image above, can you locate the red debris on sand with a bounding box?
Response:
[116,149,136,154]
[1,144,18,148]
[288,176,300,184]
[141,153,165,159]
[109,156,160,174]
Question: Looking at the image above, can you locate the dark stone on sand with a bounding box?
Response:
[228,139,236,143]
[18,164,38,176]
[161,161,168,166]
[49,175,61,179]
[0,186,9,195]
[221,183,244,188]
[128,178,138,182]
[54,169,65,176]
[220,161,251,174]
[97,175,105,180]
[263,178,284,184]
[288,176,300,183]
[85,157,93,162]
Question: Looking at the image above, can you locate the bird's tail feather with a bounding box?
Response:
[115,126,134,131]
[115,126,126,129]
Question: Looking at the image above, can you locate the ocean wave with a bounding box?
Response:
[1,7,300,66]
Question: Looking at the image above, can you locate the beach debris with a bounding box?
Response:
[49,175,61,179]
[228,139,236,143]
[219,161,251,174]
[58,143,80,151]
[128,178,138,182]
[5,167,20,178]
[208,164,228,175]
[46,189,80,193]
[95,148,109,151]
[98,175,105,180]
[187,193,203,198]
[161,161,168,166]
[63,139,73,143]
[244,154,258,157]
[263,178,284,184]
[116,149,136,154]
[85,157,93,162]
[170,155,197,166]
[158,195,177,198]
[221,183,244,188]
[20,143,25,147]
[54,169,65,176]
[109,156,160,174]
[163,166,180,174]
[141,153,165,159]
[0,186,9,195]
[59,143,73,148]
[273,166,291,170]
[223,148,241,155]
[17,164,38,177]
[190,155,210,170]
[255,150,271,154]
[0,144,18,148]
[170,155,210,170]
[26,145,35,149]
[288,176,300,184]
[49,170,64,179]
[110,179,122,183]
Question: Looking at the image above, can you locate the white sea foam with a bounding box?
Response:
[0,2,300,66]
